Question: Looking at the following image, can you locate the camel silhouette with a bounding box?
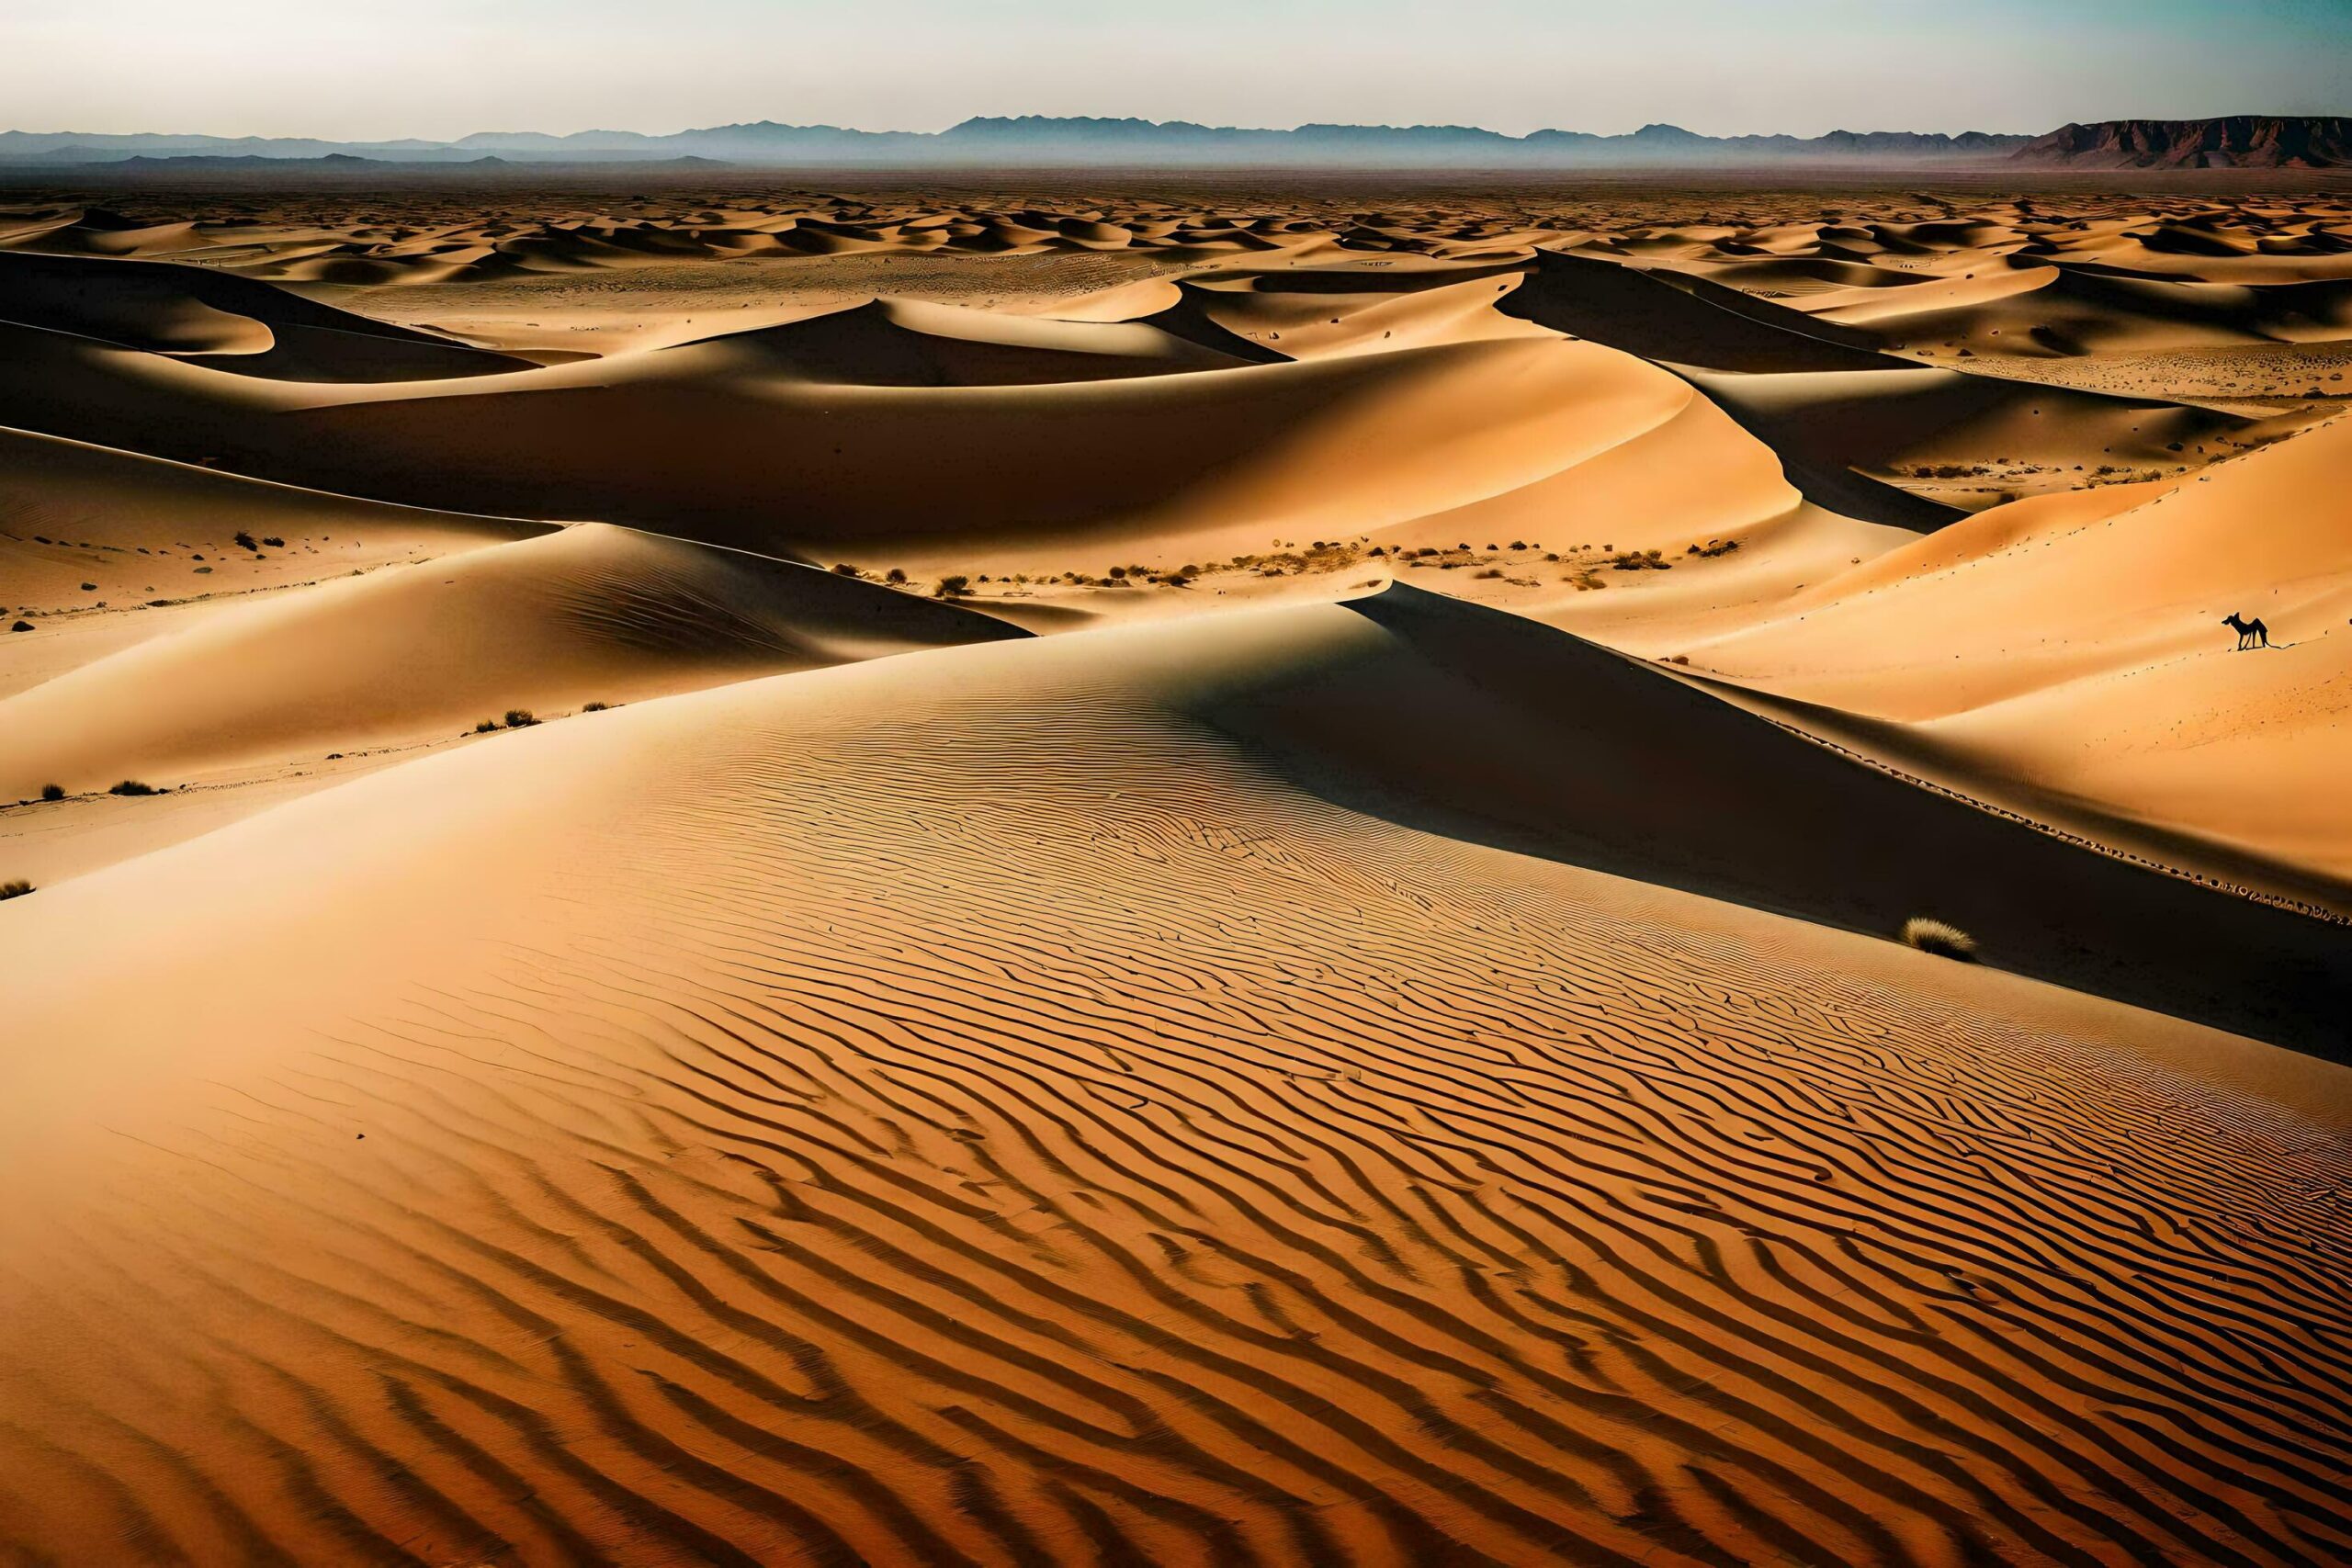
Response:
[2224,612,2269,650]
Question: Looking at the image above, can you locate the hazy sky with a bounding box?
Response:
[5,0,2344,141]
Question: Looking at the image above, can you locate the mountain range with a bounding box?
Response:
[0,117,2030,168]
[2012,115,2352,168]
[0,115,2341,171]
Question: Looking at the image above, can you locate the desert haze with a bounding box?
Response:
[3,151,2352,1567]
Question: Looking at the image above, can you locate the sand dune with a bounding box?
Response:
[0,423,545,688]
[1684,362,2282,515]
[657,296,1261,384]
[0,523,1023,799]
[0,316,1733,570]
[5,175,2351,1568]
[3,587,2348,1566]
[0,247,537,378]
[1690,412,2352,886]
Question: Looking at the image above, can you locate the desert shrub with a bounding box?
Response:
[80,581,96,592]
[582,701,609,713]
[1474,568,1504,579]
[0,880,31,901]
[9,621,31,633]
[936,575,970,597]
[885,568,907,583]
[831,563,858,575]
[108,780,160,796]
[233,531,257,551]
[473,719,499,733]
[40,784,64,802]
[1900,917,1978,962]
[503,709,538,728]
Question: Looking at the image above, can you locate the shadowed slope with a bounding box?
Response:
[1212,586,2350,1054]
[1499,249,1915,373]
[0,248,537,379]
[0,592,2347,1566]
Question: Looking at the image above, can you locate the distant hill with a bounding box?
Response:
[2012,116,2352,168]
[0,118,2031,170]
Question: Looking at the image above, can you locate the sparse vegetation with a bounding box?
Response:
[1900,917,1979,962]
[936,574,971,597]
[40,784,64,802]
[8,621,31,633]
[474,718,500,734]
[108,780,161,796]
[233,531,257,551]
[831,563,859,576]
[503,709,538,728]
[0,880,32,902]
[885,568,907,583]
[261,536,285,548]
[582,701,609,712]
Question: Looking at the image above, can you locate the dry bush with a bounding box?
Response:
[40,784,64,802]
[0,880,31,902]
[1900,917,1978,962]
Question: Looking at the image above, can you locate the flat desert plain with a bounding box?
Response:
[4,169,2352,1566]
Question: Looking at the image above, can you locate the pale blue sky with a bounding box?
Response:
[5,0,2344,140]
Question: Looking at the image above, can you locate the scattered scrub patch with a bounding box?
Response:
[503,709,538,728]
[936,575,971,598]
[473,719,501,734]
[108,780,161,796]
[1900,917,1978,962]
[1609,549,1672,572]
[582,701,609,713]
[233,531,257,551]
[0,880,31,902]
[1686,537,1741,558]
[261,536,285,548]
[831,563,859,576]
[40,784,64,802]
